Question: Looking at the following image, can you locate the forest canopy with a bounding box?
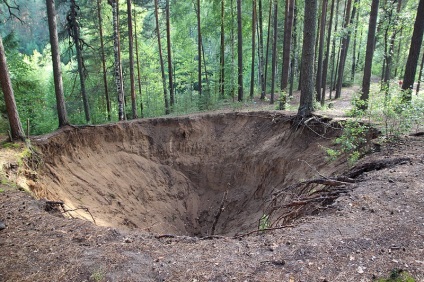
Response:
[0,0,423,136]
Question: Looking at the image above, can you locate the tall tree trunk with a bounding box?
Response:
[281,0,295,91]
[394,26,403,77]
[165,0,174,109]
[258,0,266,98]
[350,0,360,82]
[196,0,202,98]
[335,0,355,99]
[394,27,403,77]
[250,0,257,99]
[416,49,424,94]
[109,0,125,120]
[97,0,111,121]
[237,0,244,101]
[321,0,335,103]
[46,0,68,127]
[289,1,298,97]
[329,0,340,99]
[402,0,424,101]
[231,0,235,100]
[384,0,402,93]
[270,0,278,104]
[201,41,210,89]
[69,0,90,123]
[133,7,143,118]
[126,0,137,119]
[264,0,273,99]
[316,0,328,104]
[298,0,318,118]
[0,35,25,140]
[355,27,364,72]
[381,0,394,91]
[360,0,380,109]
[219,0,225,99]
[154,0,170,114]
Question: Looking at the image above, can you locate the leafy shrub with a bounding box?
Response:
[366,82,424,138]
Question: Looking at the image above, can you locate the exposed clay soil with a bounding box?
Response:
[1,110,423,281]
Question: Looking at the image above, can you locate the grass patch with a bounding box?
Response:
[374,269,416,282]
[1,142,22,149]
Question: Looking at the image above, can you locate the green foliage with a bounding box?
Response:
[335,120,368,165]
[359,83,424,139]
[374,269,416,282]
[89,268,105,282]
[258,214,270,231]
[324,147,340,162]
[0,0,421,135]
[1,142,21,149]
[277,91,287,110]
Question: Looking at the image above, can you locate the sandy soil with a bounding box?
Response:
[0,106,423,281]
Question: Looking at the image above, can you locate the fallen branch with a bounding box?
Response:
[346,157,411,178]
[155,234,176,239]
[282,195,339,207]
[234,225,295,239]
[62,207,96,225]
[211,191,228,236]
[45,200,65,212]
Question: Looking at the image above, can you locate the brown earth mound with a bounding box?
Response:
[32,112,343,236]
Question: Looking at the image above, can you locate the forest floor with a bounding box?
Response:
[1,87,424,282]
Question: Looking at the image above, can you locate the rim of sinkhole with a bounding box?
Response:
[30,111,347,237]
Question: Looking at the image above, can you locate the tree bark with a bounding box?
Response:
[154,0,170,114]
[281,0,295,91]
[350,0,360,82]
[297,0,317,118]
[97,0,111,121]
[69,0,90,123]
[394,27,403,77]
[196,0,202,98]
[289,1,298,97]
[165,0,174,109]
[416,49,424,95]
[219,0,225,99]
[360,0,379,109]
[237,0,244,101]
[0,35,25,140]
[321,0,335,103]
[335,0,356,99]
[46,0,69,127]
[270,0,278,104]
[264,0,272,99]
[316,0,328,104]
[250,0,257,99]
[109,0,125,120]
[329,0,340,99]
[258,0,266,98]
[133,7,144,117]
[126,0,137,119]
[402,0,424,101]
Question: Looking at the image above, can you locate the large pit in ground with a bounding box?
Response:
[32,112,343,236]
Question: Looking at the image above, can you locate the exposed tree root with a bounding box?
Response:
[211,191,228,236]
[45,200,96,224]
[346,157,412,178]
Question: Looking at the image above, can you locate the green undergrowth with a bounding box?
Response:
[374,269,416,282]
[324,82,424,166]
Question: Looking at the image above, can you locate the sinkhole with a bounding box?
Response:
[32,112,343,237]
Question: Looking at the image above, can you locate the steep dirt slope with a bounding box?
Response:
[31,112,343,236]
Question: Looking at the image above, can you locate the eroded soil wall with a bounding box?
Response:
[33,112,342,236]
